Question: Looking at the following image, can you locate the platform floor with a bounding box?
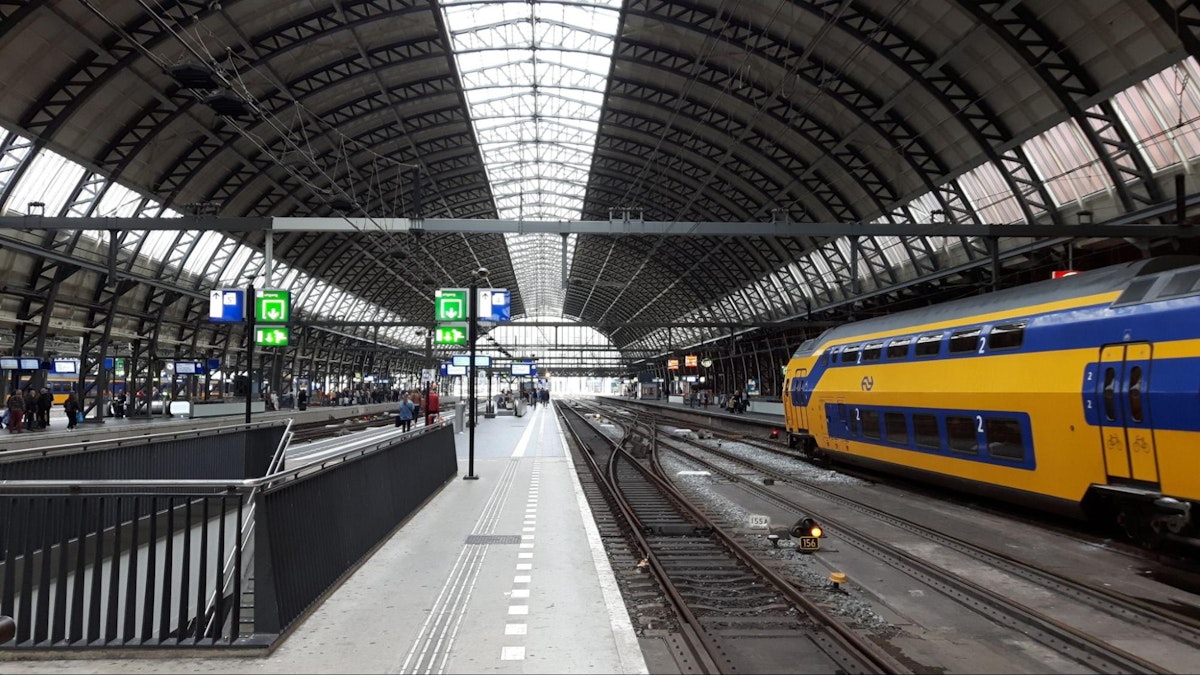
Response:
[0,401,648,674]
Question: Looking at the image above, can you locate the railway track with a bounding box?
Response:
[557,403,904,675]
[642,418,1200,674]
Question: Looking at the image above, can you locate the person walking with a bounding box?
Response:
[6,389,25,433]
[396,394,414,432]
[424,386,440,426]
[64,393,80,430]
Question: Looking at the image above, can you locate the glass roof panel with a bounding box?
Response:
[440,0,620,317]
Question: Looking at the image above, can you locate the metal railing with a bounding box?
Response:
[0,420,454,649]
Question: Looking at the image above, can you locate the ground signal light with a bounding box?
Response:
[790,517,822,539]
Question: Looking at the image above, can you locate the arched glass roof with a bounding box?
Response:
[441,0,620,317]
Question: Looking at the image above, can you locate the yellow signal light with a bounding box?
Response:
[810,525,823,538]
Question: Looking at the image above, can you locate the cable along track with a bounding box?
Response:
[559,404,902,675]
[654,426,1199,674]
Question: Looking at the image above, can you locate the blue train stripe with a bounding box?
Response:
[823,404,1036,471]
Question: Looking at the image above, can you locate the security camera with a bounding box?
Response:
[474,266,489,279]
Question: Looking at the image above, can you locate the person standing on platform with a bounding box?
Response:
[410,390,421,423]
[424,385,439,426]
[396,394,414,432]
[298,388,308,411]
[24,388,38,430]
[64,393,80,430]
[37,387,53,429]
[6,389,25,433]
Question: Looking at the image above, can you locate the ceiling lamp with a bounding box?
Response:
[170,63,217,90]
[204,90,250,117]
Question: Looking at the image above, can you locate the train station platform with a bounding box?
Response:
[605,393,787,427]
[0,400,648,675]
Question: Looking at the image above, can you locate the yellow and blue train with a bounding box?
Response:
[783,256,1200,544]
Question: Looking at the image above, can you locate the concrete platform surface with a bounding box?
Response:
[0,401,647,675]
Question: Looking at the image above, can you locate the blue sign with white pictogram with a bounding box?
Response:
[477,288,511,322]
[209,289,246,322]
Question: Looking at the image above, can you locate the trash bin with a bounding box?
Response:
[514,400,527,417]
[454,400,466,433]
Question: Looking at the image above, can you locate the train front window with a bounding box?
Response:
[1102,368,1117,422]
[1129,366,1143,422]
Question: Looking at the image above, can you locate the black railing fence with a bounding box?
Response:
[0,421,456,650]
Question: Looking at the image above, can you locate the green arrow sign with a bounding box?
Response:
[435,288,468,321]
[434,322,469,345]
[255,326,290,347]
[255,289,291,323]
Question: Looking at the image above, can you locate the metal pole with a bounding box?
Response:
[246,283,254,425]
[465,278,480,480]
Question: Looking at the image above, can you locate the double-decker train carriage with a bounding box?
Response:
[783,256,1200,545]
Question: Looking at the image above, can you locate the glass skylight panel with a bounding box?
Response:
[441,0,620,316]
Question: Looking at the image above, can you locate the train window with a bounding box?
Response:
[1114,278,1156,306]
[1102,368,1117,422]
[912,414,939,449]
[984,418,1025,461]
[1161,270,1200,297]
[1129,366,1143,422]
[915,333,942,357]
[945,416,978,454]
[886,338,911,359]
[861,409,880,439]
[842,344,861,365]
[861,342,884,362]
[949,328,981,354]
[884,412,908,445]
[988,322,1026,351]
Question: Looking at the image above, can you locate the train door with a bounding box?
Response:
[790,369,809,431]
[831,399,850,452]
[1096,343,1159,485]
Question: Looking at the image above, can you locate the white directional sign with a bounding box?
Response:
[209,289,246,322]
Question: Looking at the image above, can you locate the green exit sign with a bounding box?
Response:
[435,288,468,321]
[255,289,290,323]
[255,326,290,346]
[434,322,468,345]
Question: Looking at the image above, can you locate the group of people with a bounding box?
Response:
[4,387,81,433]
[395,386,440,432]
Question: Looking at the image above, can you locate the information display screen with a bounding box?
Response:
[0,357,18,370]
[19,358,41,370]
[52,360,77,374]
[511,363,531,376]
[175,362,197,375]
[446,364,467,376]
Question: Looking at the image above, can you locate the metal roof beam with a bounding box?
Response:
[2,215,1198,239]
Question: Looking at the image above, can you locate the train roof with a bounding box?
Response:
[794,255,1200,355]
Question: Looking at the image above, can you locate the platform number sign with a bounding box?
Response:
[434,323,468,346]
